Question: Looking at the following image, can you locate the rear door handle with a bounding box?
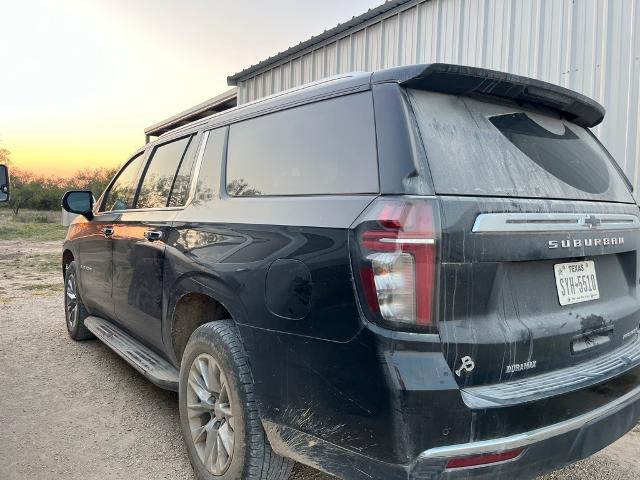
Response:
[102,226,114,237]
[144,230,164,242]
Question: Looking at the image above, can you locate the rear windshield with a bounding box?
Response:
[407,89,634,203]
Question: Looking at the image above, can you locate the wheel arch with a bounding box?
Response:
[170,291,233,364]
[62,249,74,277]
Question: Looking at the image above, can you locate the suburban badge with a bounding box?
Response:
[549,237,624,249]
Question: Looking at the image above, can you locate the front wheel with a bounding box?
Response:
[179,321,293,480]
[64,261,94,341]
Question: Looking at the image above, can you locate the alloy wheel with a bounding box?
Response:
[65,273,78,328]
[186,353,235,475]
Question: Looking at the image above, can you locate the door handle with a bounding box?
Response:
[102,226,114,237]
[144,230,164,242]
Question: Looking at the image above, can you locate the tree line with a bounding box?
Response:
[0,148,118,215]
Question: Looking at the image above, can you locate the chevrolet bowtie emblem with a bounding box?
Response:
[578,215,602,229]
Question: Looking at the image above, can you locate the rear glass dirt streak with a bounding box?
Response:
[407,89,634,203]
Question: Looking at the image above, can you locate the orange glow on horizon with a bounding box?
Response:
[0,0,386,179]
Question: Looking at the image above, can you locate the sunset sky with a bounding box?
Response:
[0,0,382,177]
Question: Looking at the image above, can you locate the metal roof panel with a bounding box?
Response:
[226,0,414,85]
[144,88,238,139]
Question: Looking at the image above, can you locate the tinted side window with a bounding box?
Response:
[167,135,200,207]
[194,128,226,204]
[226,92,378,196]
[101,153,145,212]
[136,136,191,209]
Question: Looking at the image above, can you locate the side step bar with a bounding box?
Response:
[84,316,179,391]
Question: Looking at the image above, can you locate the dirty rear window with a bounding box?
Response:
[407,89,634,203]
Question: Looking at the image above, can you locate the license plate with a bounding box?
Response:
[554,260,599,306]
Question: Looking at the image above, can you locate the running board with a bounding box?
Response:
[84,316,179,391]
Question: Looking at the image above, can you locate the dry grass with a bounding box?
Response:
[0,209,68,241]
[1,253,60,272]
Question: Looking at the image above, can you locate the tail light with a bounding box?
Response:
[350,197,439,331]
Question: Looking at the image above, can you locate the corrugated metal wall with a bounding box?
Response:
[236,0,640,192]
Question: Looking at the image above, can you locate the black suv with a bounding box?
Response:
[61,64,640,480]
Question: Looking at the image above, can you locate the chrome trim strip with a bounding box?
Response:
[379,238,435,245]
[415,383,640,461]
[472,213,640,233]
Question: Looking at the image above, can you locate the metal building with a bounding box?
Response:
[145,88,237,143]
[227,0,640,192]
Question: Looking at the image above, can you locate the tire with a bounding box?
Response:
[63,261,94,341]
[179,321,294,480]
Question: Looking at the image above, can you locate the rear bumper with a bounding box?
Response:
[461,331,640,408]
[264,381,640,480]
[410,383,640,479]
[244,323,639,480]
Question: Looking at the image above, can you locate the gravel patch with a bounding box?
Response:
[0,240,638,479]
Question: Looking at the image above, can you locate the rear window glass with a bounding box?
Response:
[407,89,634,203]
[226,92,378,196]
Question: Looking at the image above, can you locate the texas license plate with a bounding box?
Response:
[554,260,599,306]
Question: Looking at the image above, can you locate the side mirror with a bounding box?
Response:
[62,190,94,220]
[0,164,9,202]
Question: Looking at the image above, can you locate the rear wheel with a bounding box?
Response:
[179,321,293,480]
[64,261,94,341]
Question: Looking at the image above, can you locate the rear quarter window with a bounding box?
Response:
[226,92,378,196]
[407,89,634,203]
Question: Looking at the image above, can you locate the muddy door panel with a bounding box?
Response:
[111,211,176,351]
[70,213,118,320]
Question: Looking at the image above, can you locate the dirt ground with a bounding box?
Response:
[1,239,639,480]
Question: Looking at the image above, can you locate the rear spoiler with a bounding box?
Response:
[372,63,605,128]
